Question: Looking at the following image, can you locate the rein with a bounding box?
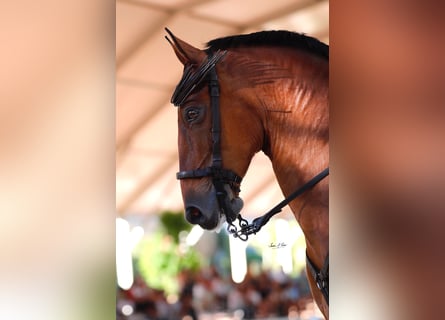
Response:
[230,168,329,240]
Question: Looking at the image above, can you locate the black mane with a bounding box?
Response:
[206,30,328,60]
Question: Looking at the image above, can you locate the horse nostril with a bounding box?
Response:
[186,206,202,224]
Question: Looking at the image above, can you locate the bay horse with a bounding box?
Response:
[165,29,329,318]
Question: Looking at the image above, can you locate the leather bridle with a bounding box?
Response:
[172,50,244,228]
[171,50,329,305]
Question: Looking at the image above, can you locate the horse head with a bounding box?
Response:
[166,29,264,230]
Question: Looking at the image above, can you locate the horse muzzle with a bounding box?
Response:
[184,184,243,230]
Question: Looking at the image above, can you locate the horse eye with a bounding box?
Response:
[184,107,201,122]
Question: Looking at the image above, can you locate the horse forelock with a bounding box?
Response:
[171,50,227,106]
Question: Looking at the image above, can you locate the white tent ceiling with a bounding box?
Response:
[116,0,329,218]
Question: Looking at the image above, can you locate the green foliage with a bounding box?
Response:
[134,211,201,295]
[159,210,192,243]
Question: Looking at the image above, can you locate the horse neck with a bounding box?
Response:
[226,48,328,184]
[258,54,328,190]
[265,91,329,201]
[256,52,329,255]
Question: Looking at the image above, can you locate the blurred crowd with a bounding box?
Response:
[117,266,315,320]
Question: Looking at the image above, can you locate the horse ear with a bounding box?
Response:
[165,28,206,66]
